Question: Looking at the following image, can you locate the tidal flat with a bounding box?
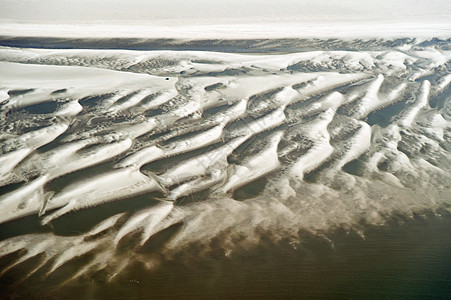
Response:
[0,38,450,299]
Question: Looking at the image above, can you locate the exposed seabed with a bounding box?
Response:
[0,37,450,299]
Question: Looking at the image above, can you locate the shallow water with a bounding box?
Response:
[101,212,451,300]
[2,212,451,299]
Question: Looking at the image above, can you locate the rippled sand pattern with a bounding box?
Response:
[0,40,450,285]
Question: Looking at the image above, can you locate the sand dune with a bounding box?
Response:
[0,40,450,283]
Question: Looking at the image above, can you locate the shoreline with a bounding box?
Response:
[2,210,451,299]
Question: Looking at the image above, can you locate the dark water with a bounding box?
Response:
[2,211,451,300]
